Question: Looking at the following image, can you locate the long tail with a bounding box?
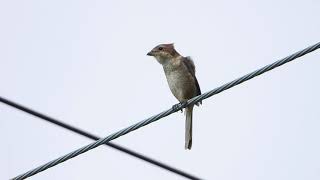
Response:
[185,105,193,150]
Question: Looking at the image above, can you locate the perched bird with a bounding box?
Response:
[147,43,201,150]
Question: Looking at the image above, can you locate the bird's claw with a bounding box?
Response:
[172,102,188,112]
[172,104,183,112]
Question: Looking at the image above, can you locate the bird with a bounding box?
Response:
[147,43,201,150]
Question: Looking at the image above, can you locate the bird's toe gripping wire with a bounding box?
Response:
[172,101,188,113]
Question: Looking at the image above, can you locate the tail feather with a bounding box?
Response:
[185,106,193,150]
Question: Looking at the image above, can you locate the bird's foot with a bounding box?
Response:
[172,101,188,112]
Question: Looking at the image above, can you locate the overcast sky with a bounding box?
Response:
[1,0,320,179]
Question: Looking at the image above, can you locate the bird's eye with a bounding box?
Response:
[158,47,163,50]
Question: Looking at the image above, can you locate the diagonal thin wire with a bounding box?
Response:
[0,97,201,180]
[12,42,320,180]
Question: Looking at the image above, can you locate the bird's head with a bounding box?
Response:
[147,43,180,64]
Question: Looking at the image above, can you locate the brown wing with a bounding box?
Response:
[182,56,202,99]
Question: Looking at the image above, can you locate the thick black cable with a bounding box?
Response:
[0,97,201,180]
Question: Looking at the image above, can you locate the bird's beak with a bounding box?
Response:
[147,51,154,56]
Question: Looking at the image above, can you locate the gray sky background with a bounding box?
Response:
[1,0,320,179]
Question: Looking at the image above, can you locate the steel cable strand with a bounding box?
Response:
[13,42,320,180]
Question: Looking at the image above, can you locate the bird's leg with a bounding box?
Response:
[172,101,188,113]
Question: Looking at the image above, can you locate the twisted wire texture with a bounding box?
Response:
[13,42,320,180]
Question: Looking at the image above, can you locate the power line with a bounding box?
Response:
[12,42,320,180]
[0,97,201,180]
